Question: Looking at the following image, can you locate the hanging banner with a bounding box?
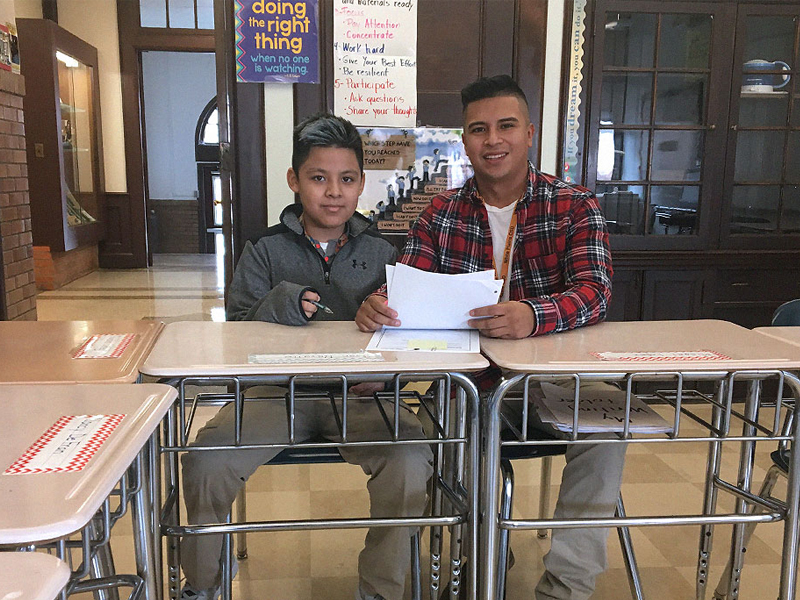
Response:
[562,0,587,183]
[234,0,320,83]
[333,0,417,127]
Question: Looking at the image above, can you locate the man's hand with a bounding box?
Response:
[355,295,400,331]
[301,290,321,319]
[468,301,535,339]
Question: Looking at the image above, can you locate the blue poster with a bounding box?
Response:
[235,0,320,83]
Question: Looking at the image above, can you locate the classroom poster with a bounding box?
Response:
[235,0,320,83]
[357,127,472,233]
[333,0,417,126]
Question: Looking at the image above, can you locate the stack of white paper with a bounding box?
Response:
[532,382,672,434]
[385,264,503,329]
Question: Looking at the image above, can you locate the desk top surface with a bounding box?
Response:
[140,321,489,377]
[754,326,800,348]
[0,552,70,599]
[481,320,800,373]
[0,383,177,544]
[0,320,164,384]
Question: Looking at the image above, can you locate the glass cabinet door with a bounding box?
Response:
[56,50,99,228]
[726,7,800,241]
[586,1,734,250]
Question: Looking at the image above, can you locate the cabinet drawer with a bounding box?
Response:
[714,270,800,303]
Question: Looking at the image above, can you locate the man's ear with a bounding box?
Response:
[527,123,535,148]
[287,168,300,193]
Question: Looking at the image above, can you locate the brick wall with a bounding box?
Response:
[148,199,201,253]
[0,70,35,320]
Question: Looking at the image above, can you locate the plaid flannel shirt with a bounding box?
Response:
[384,163,612,389]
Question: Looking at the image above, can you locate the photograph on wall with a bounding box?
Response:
[357,127,472,233]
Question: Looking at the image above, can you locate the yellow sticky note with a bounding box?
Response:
[407,339,448,350]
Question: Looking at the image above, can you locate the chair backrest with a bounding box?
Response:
[772,299,800,326]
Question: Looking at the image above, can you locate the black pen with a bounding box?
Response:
[303,298,334,315]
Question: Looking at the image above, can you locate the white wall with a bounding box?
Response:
[141,51,216,200]
[264,84,294,226]
[13,0,39,19]
[540,0,565,175]
[55,0,127,192]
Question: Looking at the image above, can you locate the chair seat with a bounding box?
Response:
[500,427,565,461]
[267,441,344,465]
[771,449,790,473]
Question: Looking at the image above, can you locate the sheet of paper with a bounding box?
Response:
[385,263,502,329]
[73,333,137,359]
[366,329,480,353]
[533,382,672,434]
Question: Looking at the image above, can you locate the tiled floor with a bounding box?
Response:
[44,255,791,599]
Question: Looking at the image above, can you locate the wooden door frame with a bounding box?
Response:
[115,0,215,267]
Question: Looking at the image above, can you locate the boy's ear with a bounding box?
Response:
[287,168,300,193]
[358,172,366,195]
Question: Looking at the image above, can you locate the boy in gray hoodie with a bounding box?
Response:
[180,114,433,600]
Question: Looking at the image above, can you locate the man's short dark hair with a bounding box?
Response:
[461,75,529,112]
[292,113,364,174]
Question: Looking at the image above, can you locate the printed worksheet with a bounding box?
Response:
[367,328,480,352]
[533,382,672,434]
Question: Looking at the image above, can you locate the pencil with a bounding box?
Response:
[303,298,334,315]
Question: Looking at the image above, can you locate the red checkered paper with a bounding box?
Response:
[73,334,137,359]
[591,350,731,362]
[5,414,126,474]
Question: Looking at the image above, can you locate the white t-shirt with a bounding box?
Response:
[484,201,517,302]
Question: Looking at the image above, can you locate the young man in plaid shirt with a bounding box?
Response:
[356,75,626,600]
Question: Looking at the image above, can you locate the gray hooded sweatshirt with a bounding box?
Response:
[226,204,397,325]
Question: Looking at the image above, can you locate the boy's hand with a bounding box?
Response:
[356,295,400,331]
[468,301,535,339]
[301,290,321,319]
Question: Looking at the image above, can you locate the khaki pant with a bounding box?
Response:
[502,381,628,600]
[180,389,434,600]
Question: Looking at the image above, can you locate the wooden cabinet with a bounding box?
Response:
[18,19,104,253]
[578,1,800,326]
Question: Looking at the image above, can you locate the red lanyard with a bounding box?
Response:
[492,210,517,300]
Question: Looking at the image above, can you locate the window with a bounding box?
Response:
[139,0,214,30]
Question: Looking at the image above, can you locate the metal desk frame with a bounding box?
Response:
[155,371,481,600]
[480,369,800,600]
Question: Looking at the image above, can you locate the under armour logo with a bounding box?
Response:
[352,260,367,270]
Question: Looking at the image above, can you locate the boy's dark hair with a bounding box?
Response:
[461,75,529,112]
[292,113,364,174]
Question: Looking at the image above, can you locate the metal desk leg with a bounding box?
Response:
[89,515,119,600]
[132,451,158,600]
[148,432,163,597]
[723,380,761,600]
[164,402,181,599]
[447,387,467,599]
[221,514,234,600]
[697,380,727,600]
[429,381,446,599]
[779,372,800,600]
[466,377,480,600]
[481,376,522,600]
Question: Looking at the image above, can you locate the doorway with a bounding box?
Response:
[141,51,219,259]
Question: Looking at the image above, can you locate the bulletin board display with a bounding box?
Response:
[357,127,473,233]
